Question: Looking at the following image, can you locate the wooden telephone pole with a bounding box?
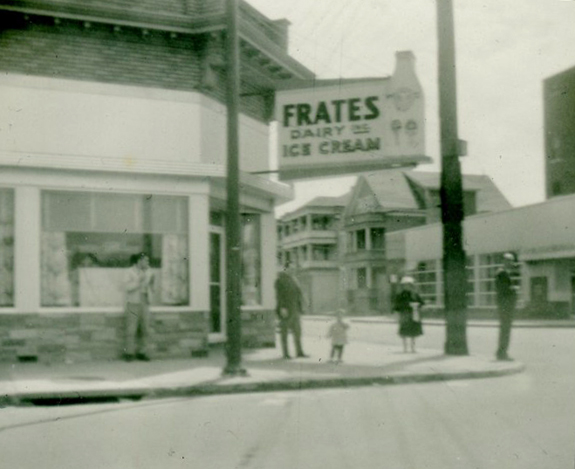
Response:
[223,0,247,375]
[437,0,469,355]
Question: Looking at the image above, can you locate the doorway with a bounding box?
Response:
[209,228,225,342]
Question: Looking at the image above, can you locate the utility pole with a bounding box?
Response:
[436,0,468,355]
[223,0,246,375]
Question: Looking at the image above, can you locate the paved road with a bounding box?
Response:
[1,321,573,468]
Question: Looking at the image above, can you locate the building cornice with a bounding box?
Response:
[0,150,293,202]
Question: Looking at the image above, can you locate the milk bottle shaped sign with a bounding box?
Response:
[275,51,431,180]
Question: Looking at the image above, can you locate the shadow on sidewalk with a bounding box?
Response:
[243,352,452,378]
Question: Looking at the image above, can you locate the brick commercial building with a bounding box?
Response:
[0,0,314,363]
[544,64,575,199]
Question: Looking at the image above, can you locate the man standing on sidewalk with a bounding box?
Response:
[275,262,308,359]
[495,252,517,361]
[123,253,154,362]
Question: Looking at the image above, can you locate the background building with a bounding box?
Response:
[277,194,349,314]
[544,64,575,198]
[0,0,313,363]
[277,169,510,315]
[341,170,510,314]
[389,193,575,318]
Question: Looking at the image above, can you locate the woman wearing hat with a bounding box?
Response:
[393,276,424,353]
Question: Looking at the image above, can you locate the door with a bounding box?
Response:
[530,276,548,316]
[571,276,575,315]
[209,229,225,342]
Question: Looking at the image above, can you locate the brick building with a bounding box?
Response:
[544,64,575,198]
[0,0,313,363]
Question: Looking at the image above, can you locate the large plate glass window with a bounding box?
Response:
[241,213,261,306]
[41,191,189,307]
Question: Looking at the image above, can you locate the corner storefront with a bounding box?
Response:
[0,76,288,363]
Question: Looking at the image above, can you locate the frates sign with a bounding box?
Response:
[275,52,431,180]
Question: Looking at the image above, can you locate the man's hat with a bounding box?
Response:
[503,252,515,261]
[400,276,415,285]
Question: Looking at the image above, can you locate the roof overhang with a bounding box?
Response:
[0,1,315,87]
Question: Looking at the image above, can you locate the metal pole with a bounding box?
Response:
[437,0,468,355]
[223,0,246,375]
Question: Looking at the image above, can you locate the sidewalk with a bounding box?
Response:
[0,336,524,407]
[306,315,575,328]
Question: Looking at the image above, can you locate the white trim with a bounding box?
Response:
[521,250,575,262]
[0,72,202,106]
[35,307,206,314]
[190,194,210,312]
[0,150,226,178]
[0,153,292,202]
[15,187,40,312]
[0,72,270,136]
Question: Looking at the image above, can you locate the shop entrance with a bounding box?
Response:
[530,277,548,306]
[209,228,226,342]
[571,276,575,316]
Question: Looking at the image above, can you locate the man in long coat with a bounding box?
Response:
[275,263,308,359]
[495,252,517,361]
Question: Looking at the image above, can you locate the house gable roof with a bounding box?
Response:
[280,192,351,221]
[404,171,512,213]
[362,170,420,210]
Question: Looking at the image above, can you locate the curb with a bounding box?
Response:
[6,361,525,407]
[304,316,575,329]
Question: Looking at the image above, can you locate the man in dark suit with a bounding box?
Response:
[275,262,308,359]
[495,252,518,361]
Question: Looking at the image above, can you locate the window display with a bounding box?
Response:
[241,214,261,306]
[41,191,189,307]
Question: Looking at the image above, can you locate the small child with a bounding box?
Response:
[327,309,349,363]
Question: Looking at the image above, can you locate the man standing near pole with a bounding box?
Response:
[275,262,308,359]
[495,253,517,361]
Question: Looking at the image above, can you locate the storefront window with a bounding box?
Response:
[0,189,14,307]
[414,260,438,304]
[241,213,261,306]
[41,191,189,307]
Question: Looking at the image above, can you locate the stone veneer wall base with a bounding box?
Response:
[0,310,210,364]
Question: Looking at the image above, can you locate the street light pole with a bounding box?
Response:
[436,0,468,355]
[223,0,246,375]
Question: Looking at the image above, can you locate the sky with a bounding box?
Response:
[246,0,575,216]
